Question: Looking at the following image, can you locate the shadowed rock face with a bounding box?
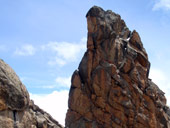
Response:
[0,60,30,111]
[0,59,63,128]
[65,6,170,128]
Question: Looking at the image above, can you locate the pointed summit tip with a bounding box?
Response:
[86,6,105,17]
[86,6,129,43]
[86,6,118,18]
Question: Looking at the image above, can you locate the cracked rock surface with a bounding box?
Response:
[65,6,170,128]
[0,59,63,128]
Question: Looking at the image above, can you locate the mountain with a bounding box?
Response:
[65,6,170,128]
[0,59,63,128]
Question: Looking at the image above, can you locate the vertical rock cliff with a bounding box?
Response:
[65,6,170,128]
[0,59,63,128]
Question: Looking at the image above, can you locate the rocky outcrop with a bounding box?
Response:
[0,59,63,128]
[65,6,170,128]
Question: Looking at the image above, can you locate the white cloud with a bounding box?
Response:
[14,44,36,56]
[149,68,170,105]
[33,76,71,89]
[30,90,69,126]
[40,85,57,89]
[56,76,71,88]
[153,0,170,11]
[42,37,86,66]
[149,68,166,82]
[48,58,66,66]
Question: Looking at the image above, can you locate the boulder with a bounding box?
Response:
[0,59,63,128]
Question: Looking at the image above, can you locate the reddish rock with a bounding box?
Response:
[66,6,170,128]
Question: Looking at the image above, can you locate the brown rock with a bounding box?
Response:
[0,59,63,128]
[68,88,91,115]
[65,6,170,128]
[0,59,29,111]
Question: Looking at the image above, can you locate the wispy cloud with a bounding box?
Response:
[14,44,36,56]
[41,76,71,89]
[153,0,170,11]
[40,85,56,89]
[56,76,71,88]
[42,37,86,66]
[31,76,71,89]
[30,90,69,126]
[48,58,66,66]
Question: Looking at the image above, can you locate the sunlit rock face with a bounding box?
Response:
[65,6,170,128]
[0,59,63,128]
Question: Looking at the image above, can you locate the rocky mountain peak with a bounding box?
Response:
[66,6,170,128]
[86,6,129,42]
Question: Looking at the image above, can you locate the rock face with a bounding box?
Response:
[65,6,170,128]
[0,59,63,128]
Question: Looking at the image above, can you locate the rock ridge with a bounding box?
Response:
[65,6,170,128]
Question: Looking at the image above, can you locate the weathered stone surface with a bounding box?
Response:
[66,6,170,128]
[0,59,63,128]
[0,60,29,111]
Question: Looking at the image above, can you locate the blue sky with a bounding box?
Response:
[0,0,170,125]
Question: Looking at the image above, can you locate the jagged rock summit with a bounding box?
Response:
[66,6,170,128]
[0,59,63,128]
